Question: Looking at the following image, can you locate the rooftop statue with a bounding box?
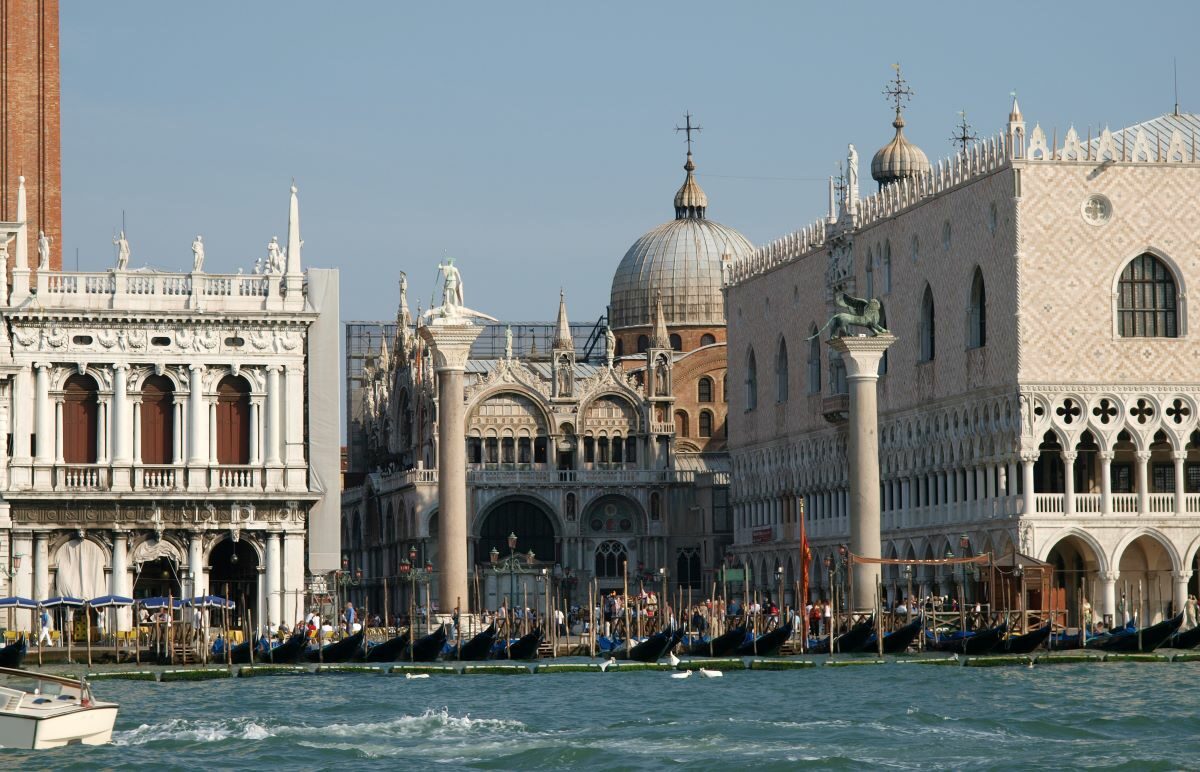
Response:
[438,257,464,310]
[113,230,130,270]
[808,292,888,341]
[191,235,205,272]
[37,230,51,270]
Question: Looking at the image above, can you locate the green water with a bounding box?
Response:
[6,661,1199,770]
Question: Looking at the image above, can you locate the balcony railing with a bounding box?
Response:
[32,269,288,312]
[139,465,181,491]
[389,467,726,488]
[14,462,278,494]
[57,465,108,491]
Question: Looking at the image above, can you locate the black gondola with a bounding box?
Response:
[306,630,366,663]
[995,624,1051,655]
[362,631,410,662]
[686,625,746,657]
[1086,613,1182,653]
[664,627,687,655]
[735,621,794,657]
[926,623,1007,655]
[407,625,449,662]
[502,628,543,660]
[610,629,672,662]
[1165,623,1200,650]
[265,632,308,663]
[862,617,923,654]
[454,624,497,661]
[0,634,26,668]
[229,637,256,664]
[811,618,874,654]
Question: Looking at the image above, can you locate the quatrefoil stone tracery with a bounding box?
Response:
[1130,399,1155,424]
[1093,399,1118,425]
[1167,398,1191,425]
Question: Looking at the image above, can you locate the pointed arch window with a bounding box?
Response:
[595,541,627,578]
[1118,253,1178,338]
[775,338,789,403]
[745,349,758,411]
[968,268,986,348]
[919,284,936,361]
[807,330,821,394]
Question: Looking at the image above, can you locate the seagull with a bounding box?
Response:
[670,669,691,679]
[405,673,430,679]
[698,668,723,678]
[667,651,681,667]
[599,657,616,672]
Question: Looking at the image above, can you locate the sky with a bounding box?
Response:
[60,0,1200,325]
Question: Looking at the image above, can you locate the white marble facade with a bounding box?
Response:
[0,180,340,631]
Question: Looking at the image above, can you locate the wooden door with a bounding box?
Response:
[63,374,98,464]
[216,376,250,465]
[140,375,174,464]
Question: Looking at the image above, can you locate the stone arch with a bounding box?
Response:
[475,494,560,566]
[1110,247,1188,338]
[582,494,646,537]
[1036,527,1109,574]
[1110,527,1182,575]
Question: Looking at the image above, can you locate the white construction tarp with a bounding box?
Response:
[55,539,107,600]
[306,268,342,572]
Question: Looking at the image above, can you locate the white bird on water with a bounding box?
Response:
[405,673,430,679]
[698,668,723,678]
[670,669,691,679]
[599,657,617,672]
[667,651,681,667]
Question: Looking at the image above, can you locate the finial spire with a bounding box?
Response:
[650,290,670,349]
[675,112,702,153]
[950,110,978,153]
[14,175,28,270]
[553,288,573,350]
[286,181,302,275]
[883,63,915,126]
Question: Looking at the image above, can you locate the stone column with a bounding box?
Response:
[1135,451,1151,515]
[208,404,218,465]
[829,334,895,612]
[1173,571,1190,618]
[12,531,34,630]
[34,363,51,464]
[265,366,282,466]
[132,401,142,466]
[1021,452,1038,516]
[249,400,261,465]
[1062,451,1077,517]
[1099,451,1113,515]
[419,320,484,614]
[53,400,64,464]
[1173,451,1187,516]
[1100,570,1118,625]
[33,531,48,602]
[265,530,281,628]
[112,364,130,463]
[112,530,130,629]
[187,365,207,464]
[188,531,204,600]
[283,531,306,627]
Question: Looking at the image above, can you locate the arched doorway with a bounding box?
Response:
[208,539,260,623]
[1117,534,1175,624]
[477,498,557,566]
[63,373,99,463]
[1045,533,1102,627]
[133,557,181,600]
[141,374,176,464]
[216,375,251,465]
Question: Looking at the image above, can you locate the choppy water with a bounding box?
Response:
[7,661,1200,770]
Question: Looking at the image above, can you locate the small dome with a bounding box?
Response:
[673,152,708,217]
[871,111,930,188]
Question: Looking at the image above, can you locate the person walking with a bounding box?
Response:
[38,607,54,647]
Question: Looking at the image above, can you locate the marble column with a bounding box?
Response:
[829,334,895,612]
[188,531,205,600]
[132,401,143,465]
[249,401,261,465]
[53,400,64,464]
[33,531,49,602]
[265,366,282,466]
[112,364,130,463]
[283,531,306,627]
[1021,452,1038,516]
[1173,451,1187,516]
[1062,451,1077,517]
[34,364,51,464]
[208,404,218,465]
[1099,451,1114,515]
[1135,451,1151,515]
[419,319,484,614]
[1100,570,1118,625]
[187,365,207,464]
[265,531,281,628]
[12,531,34,629]
[112,530,130,629]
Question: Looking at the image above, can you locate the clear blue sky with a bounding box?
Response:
[61,1,1197,324]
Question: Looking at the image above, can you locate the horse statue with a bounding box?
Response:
[808,292,888,341]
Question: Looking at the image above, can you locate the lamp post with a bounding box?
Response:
[399,545,435,637]
[1014,561,1025,633]
[903,565,913,623]
[334,557,362,636]
[959,534,972,607]
[1,553,23,631]
[775,564,785,612]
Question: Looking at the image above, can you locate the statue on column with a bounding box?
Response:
[504,325,513,360]
[191,235,206,272]
[437,257,464,312]
[605,326,616,368]
[808,292,888,341]
[557,354,573,396]
[37,230,51,270]
[113,231,131,270]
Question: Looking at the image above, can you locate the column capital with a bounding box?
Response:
[33,362,51,372]
[1099,450,1115,461]
[1061,450,1078,462]
[1173,571,1191,582]
[188,363,206,373]
[1173,451,1189,461]
[265,364,283,374]
[827,333,896,379]
[1135,450,1153,462]
[32,531,49,542]
[418,322,485,372]
[1101,570,1120,582]
[1020,451,1040,464]
[112,362,130,373]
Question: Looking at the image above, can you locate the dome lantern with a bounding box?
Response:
[870,64,931,189]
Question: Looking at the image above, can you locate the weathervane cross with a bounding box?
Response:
[675,112,702,152]
[883,63,914,114]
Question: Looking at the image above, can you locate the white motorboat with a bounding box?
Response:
[0,666,119,749]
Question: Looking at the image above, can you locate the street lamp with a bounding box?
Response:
[399,547,435,637]
[1,554,23,630]
[902,565,913,621]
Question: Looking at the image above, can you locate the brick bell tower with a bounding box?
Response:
[1,0,61,270]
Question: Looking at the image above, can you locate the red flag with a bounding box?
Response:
[799,497,810,639]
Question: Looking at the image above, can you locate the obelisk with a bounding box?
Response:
[417,259,487,615]
[828,333,895,612]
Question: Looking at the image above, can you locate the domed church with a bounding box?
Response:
[342,127,747,620]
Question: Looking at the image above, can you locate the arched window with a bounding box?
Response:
[698,376,713,403]
[595,541,627,578]
[883,240,892,291]
[775,337,789,403]
[63,373,99,464]
[722,373,727,403]
[700,333,716,346]
[968,268,986,348]
[669,333,683,351]
[1118,253,1179,337]
[699,410,713,438]
[865,253,874,298]
[216,375,251,465]
[745,349,758,410]
[674,410,689,437]
[615,339,624,357]
[920,284,936,361]
[140,374,175,464]
[829,352,847,394]
[807,329,821,394]
[636,335,649,353]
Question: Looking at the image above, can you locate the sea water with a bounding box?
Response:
[7,662,1200,770]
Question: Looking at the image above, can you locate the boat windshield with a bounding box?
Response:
[0,670,73,696]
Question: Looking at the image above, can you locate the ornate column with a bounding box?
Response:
[1135,450,1151,515]
[249,400,261,466]
[208,404,218,465]
[33,531,49,602]
[1100,570,1119,626]
[53,399,64,464]
[1173,451,1187,516]
[1173,571,1190,619]
[1062,451,1077,517]
[1099,451,1114,515]
[112,530,130,629]
[12,531,34,629]
[828,334,895,612]
[187,530,206,599]
[265,530,281,628]
[265,366,282,489]
[132,400,143,465]
[1021,452,1038,516]
[111,364,130,463]
[187,365,207,465]
[419,319,484,614]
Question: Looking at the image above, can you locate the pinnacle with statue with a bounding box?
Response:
[809,292,888,341]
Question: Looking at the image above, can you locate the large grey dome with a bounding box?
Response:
[609,153,754,330]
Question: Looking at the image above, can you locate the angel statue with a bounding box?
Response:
[808,291,888,341]
[437,257,464,310]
